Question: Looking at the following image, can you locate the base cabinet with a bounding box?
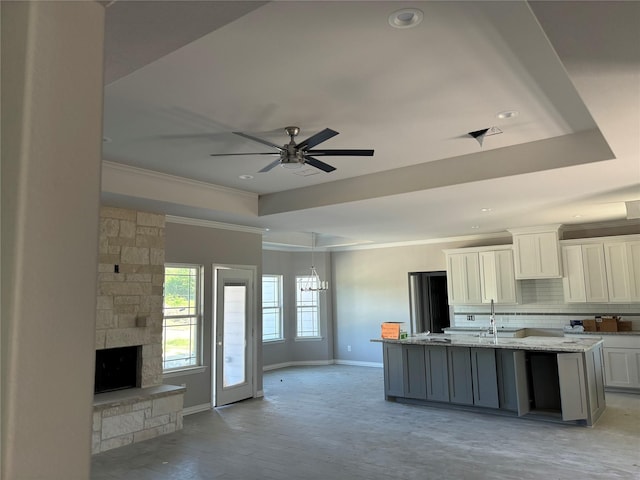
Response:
[603,347,640,390]
[381,342,605,425]
[425,346,449,402]
[471,348,499,408]
[383,343,404,398]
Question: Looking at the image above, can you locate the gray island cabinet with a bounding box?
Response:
[376,335,605,426]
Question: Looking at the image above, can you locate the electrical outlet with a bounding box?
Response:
[347,345,352,352]
[467,315,475,321]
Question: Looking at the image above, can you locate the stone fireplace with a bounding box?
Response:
[92,207,184,454]
[94,346,141,394]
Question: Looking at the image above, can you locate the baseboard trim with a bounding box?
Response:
[263,359,384,371]
[183,403,211,416]
[263,360,335,371]
[334,360,383,368]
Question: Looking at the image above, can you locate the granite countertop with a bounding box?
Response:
[444,327,526,332]
[371,334,602,353]
[564,330,640,336]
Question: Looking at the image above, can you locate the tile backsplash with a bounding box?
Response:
[452,278,640,330]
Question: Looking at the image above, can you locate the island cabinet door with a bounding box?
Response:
[424,345,449,402]
[470,348,499,408]
[496,350,530,416]
[403,345,427,400]
[447,347,474,405]
[383,343,404,398]
[557,353,588,422]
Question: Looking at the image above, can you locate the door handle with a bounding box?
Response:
[217,341,223,346]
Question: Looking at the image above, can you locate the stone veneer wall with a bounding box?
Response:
[93,207,185,454]
[96,206,165,387]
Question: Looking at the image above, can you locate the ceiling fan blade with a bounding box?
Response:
[304,156,336,173]
[210,152,279,157]
[296,128,339,150]
[233,131,283,150]
[306,149,374,157]
[258,158,282,173]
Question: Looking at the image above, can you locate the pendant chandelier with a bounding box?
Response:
[300,232,329,292]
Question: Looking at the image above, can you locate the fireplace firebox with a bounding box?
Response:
[94,346,141,394]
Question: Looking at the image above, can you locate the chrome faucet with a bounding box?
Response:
[489,299,498,341]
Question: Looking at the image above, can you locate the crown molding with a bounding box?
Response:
[166,215,265,234]
[102,161,257,199]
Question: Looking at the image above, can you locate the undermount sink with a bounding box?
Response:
[426,338,451,343]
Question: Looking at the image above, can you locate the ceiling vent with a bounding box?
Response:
[468,126,502,147]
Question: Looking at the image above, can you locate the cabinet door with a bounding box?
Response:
[403,345,427,400]
[628,241,640,301]
[496,349,528,413]
[605,241,640,302]
[514,232,561,279]
[557,352,588,421]
[582,244,609,302]
[604,242,632,302]
[447,347,473,405]
[446,253,481,304]
[383,343,404,398]
[424,345,449,402]
[603,348,640,389]
[470,348,499,408]
[494,249,517,303]
[562,245,587,302]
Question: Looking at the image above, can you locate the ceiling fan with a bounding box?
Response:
[210,126,374,173]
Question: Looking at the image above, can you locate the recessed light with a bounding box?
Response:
[480,208,492,212]
[388,8,423,29]
[239,174,254,180]
[496,110,519,120]
[471,225,480,229]
[573,214,583,218]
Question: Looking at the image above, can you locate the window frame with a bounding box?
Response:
[162,263,204,373]
[295,275,321,340]
[262,274,284,343]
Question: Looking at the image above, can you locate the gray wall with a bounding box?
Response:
[332,237,513,365]
[164,221,263,408]
[262,249,334,367]
[1,2,104,478]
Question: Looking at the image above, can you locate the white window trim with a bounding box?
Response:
[295,275,321,339]
[163,263,204,372]
[262,274,284,342]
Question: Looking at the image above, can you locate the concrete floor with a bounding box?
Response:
[91,365,640,479]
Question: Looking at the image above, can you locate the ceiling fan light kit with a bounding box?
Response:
[210,126,374,173]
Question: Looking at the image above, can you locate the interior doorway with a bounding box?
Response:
[408,271,450,334]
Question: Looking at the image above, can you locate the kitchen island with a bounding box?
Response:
[372,335,605,426]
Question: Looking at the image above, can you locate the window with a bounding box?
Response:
[163,264,202,371]
[262,275,283,341]
[295,276,320,338]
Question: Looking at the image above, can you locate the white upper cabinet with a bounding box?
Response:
[509,226,562,279]
[562,243,609,303]
[445,246,518,305]
[604,240,640,303]
[479,249,518,304]
[446,252,482,305]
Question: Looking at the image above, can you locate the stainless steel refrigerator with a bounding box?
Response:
[408,271,450,334]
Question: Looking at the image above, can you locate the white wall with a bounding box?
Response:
[1,2,104,478]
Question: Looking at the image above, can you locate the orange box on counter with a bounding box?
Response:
[583,319,597,332]
[381,322,407,339]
